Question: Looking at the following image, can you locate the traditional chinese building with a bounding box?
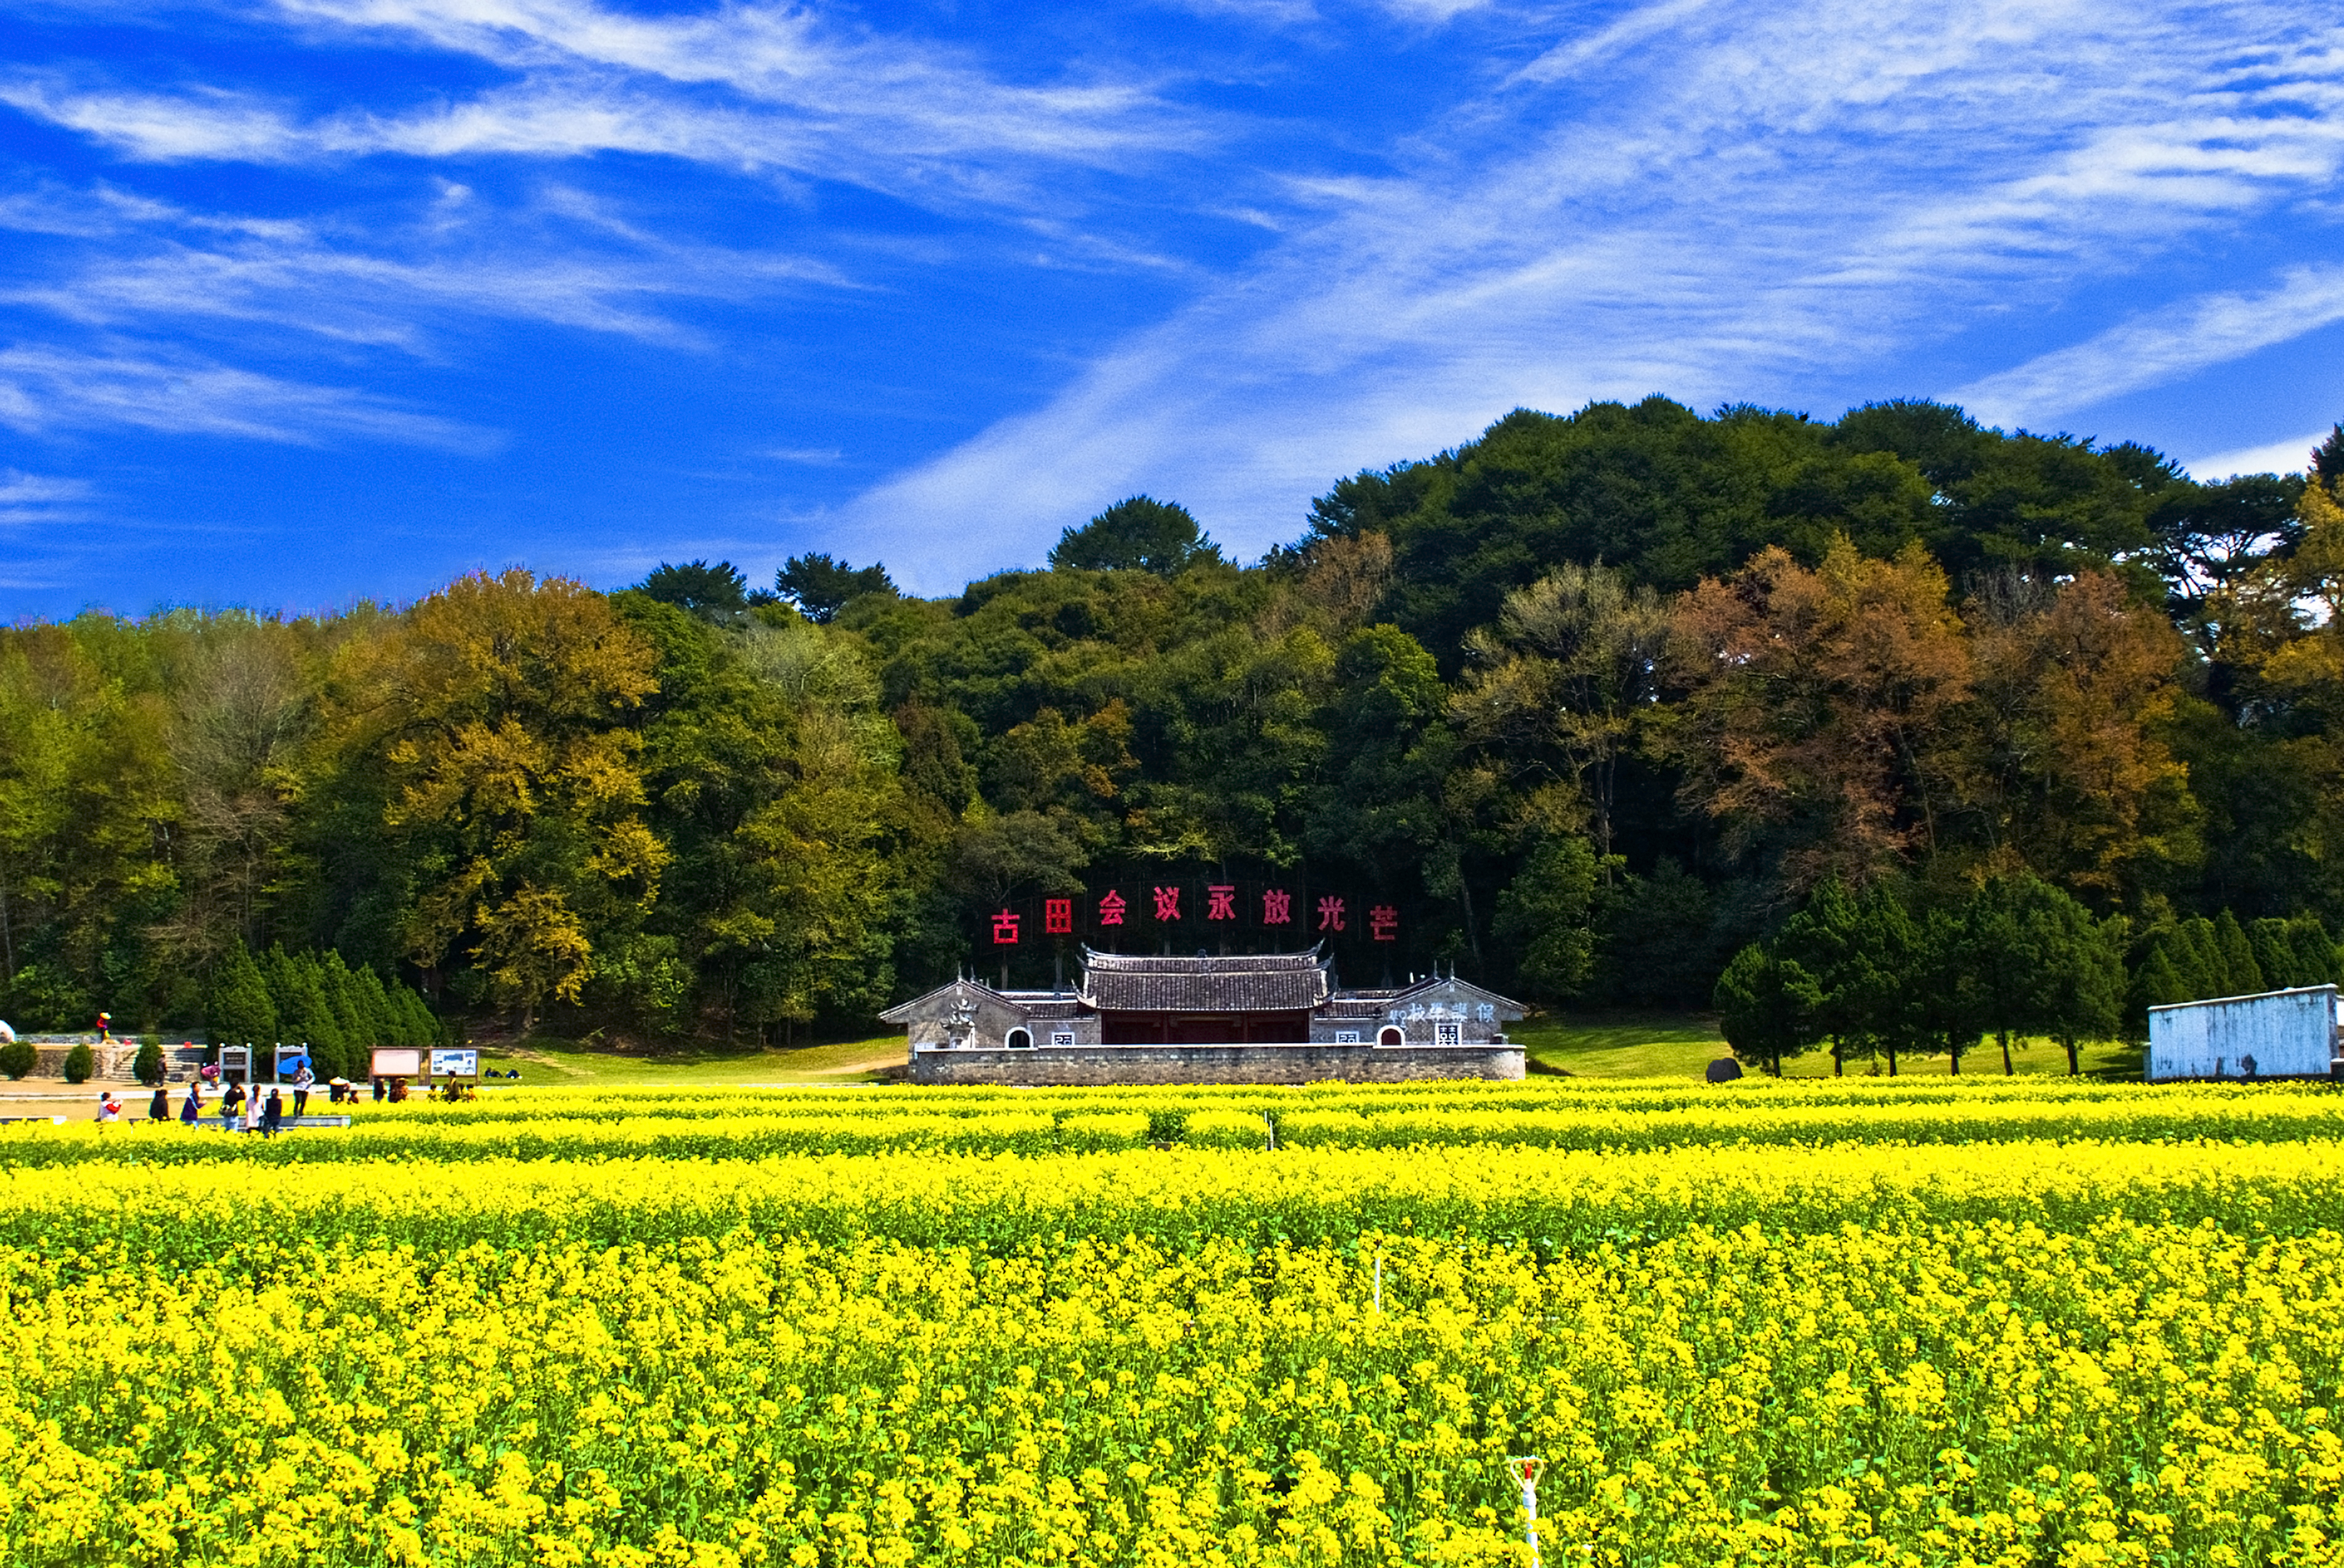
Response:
[881,948,1526,1085]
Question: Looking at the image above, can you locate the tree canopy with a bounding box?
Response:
[2,394,2339,1064]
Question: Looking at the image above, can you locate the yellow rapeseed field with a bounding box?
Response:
[5,1082,2344,1566]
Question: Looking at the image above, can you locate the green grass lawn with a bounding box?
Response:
[473,1033,906,1087]
[463,1016,2141,1089]
[1513,1012,2144,1081]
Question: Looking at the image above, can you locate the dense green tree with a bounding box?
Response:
[1955,874,2122,1075]
[1714,941,1810,1076]
[1492,836,1605,999]
[2213,910,2265,996]
[205,943,277,1047]
[0,391,2338,1053]
[266,948,346,1073]
[776,554,895,623]
[1049,497,1220,576]
[639,560,749,617]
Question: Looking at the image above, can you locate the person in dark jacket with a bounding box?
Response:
[261,1087,284,1138]
[180,1086,201,1124]
[149,1086,170,1122]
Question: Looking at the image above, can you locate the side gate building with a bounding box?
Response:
[881,947,1526,1085]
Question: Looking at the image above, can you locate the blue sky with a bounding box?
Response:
[1,0,2341,616]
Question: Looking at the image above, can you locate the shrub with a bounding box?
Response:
[133,1038,165,1087]
[0,1039,33,1080]
[62,1042,94,1084]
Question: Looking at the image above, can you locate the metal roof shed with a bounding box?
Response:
[2147,985,2342,1082]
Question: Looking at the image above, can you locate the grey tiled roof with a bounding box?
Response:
[1076,949,1331,1013]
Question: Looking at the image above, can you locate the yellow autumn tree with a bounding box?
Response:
[334,570,665,1033]
[1961,571,2195,900]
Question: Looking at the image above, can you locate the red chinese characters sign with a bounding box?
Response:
[975,882,1399,946]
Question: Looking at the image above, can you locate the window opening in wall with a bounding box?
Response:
[1006,1028,1033,1050]
[1377,1025,1405,1047]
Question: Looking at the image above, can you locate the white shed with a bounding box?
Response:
[2146,985,2342,1082]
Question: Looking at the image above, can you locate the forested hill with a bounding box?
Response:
[5,396,2342,1055]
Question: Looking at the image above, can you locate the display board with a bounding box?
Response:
[370,1047,423,1078]
[431,1049,479,1079]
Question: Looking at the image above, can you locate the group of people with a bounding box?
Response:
[90,1057,507,1127]
[135,1062,319,1136]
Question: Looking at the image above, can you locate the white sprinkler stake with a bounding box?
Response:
[1508,1455,1544,1567]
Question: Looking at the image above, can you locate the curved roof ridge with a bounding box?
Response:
[1078,945,1325,971]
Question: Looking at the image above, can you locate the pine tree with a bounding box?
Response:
[392,985,438,1046]
[2170,919,2222,999]
[319,951,370,1057]
[2289,916,2341,987]
[1775,880,1883,1075]
[2313,423,2344,488]
[2213,910,2265,995]
[2250,918,2303,989]
[352,966,397,1050]
[1714,941,1809,1076]
[2126,946,2189,1042]
[267,948,346,1077]
[206,944,277,1049]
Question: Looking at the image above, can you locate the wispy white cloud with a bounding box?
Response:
[2184,431,2327,481]
[0,181,854,357]
[0,469,96,524]
[1951,266,2344,428]
[831,0,2344,585]
[1,0,1209,216]
[0,346,500,449]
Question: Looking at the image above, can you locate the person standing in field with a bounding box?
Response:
[291,1065,312,1119]
[243,1083,262,1135]
[261,1087,283,1139]
[97,1092,121,1123]
[220,1081,243,1129]
[149,1086,169,1122]
[180,1084,201,1124]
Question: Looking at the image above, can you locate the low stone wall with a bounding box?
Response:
[910,1041,1523,1086]
[12,1041,209,1082]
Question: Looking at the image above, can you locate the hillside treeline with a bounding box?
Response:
[5,396,2343,1049]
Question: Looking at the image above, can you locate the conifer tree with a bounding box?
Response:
[1714,941,1809,1076]
[2290,916,2341,986]
[319,951,371,1055]
[352,966,397,1049]
[267,948,346,1076]
[2125,946,2189,1042]
[206,944,277,1049]
[2250,917,2303,988]
[2213,910,2265,994]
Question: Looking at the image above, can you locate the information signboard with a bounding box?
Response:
[431,1049,479,1079]
[370,1047,423,1079]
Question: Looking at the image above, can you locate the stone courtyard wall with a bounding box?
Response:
[910,1040,1523,1086]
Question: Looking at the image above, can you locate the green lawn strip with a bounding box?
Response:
[1516,1012,2143,1081]
[473,1034,905,1086]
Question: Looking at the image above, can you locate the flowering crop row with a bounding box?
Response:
[338,1072,2205,1129]
[14,1084,2344,1167]
[6,1188,2343,1566]
[9,1140,2344,1262]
